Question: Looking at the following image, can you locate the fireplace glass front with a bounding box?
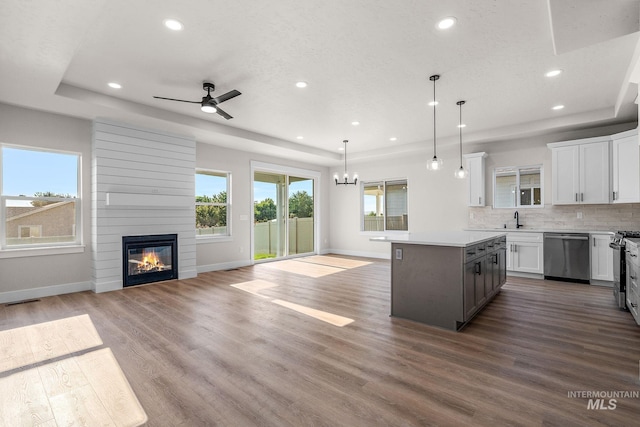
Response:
[122,234,178,287]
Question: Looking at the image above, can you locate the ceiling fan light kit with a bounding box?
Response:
[154,82,241,120]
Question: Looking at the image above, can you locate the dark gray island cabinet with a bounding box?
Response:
[377,231,507,331]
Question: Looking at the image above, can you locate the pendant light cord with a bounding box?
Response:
[343,140,348,175]
[458,101,463,166]
[431,76,437,157]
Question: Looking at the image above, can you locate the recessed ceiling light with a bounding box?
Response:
[108,82,121,89]
[163,19,184,31]
[428,101,439,106]
[457,124,467,128]
[546,69,563,77]
[390,137,397,141]
[296,136,304,140]
[437,17,456,30]
[351,121,360,126]
[552,104,565,110]
[296,81,308,88]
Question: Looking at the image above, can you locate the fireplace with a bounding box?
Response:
[122,234,178,287]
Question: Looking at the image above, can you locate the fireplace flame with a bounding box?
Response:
[135,249,166,273]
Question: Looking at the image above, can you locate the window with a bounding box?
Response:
[494,165,543,208]
[195,169,230,237]
[362,179,408,231]
[1,146,81,249]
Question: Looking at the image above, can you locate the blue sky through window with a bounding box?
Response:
[2,147,78,197]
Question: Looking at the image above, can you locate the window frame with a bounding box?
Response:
[360,178,409,233]
[493,164,544,209]
[0,144,82,252]
[195,168,231,240]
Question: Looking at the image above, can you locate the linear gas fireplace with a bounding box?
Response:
[122,234,178,287]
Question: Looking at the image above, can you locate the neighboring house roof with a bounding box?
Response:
[6,201,74,222]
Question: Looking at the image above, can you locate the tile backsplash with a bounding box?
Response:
[468,204,640,232]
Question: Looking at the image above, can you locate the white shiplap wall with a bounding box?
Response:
[92,120,196,292]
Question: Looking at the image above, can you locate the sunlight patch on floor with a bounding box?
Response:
[230,279,355,327]
[261,259,344,277]
[0,315,147,427]
[272,299,354,327]
[230,279,278,298]
[296,255,372,270]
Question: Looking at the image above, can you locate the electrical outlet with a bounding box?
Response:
[577,212,583,219]
[395,248,403,260]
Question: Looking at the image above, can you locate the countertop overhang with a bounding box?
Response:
[370,231,506,247]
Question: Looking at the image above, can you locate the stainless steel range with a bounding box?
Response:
[609,231,640,310]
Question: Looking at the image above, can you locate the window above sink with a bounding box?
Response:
[493,165,543,209]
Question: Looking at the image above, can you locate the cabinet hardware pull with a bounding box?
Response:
[575,193,578,202]
[593,238,596,247]
[478,196,481,205]
[493,254,498,265]
[632,302,638,308]
[630,275,636,280]
[475,262,481,275]
[514,244,517,253]
[581,193,584,202]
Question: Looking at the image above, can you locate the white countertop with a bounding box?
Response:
[370,231,506,247]
[465,228,614,235]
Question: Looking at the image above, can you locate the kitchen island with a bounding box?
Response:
[373,231,507,331]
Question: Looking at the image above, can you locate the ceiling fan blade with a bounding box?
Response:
[153,96,200,104]
[213,90,241,104]
[214,106,233,120]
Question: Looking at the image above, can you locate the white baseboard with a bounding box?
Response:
[197,259,253,274]
[180,268,198,280]
[590,280,613,287]
[326,248,390,260]
[0,281,92,304]
[507,271,544,280]
[93,279,122,293]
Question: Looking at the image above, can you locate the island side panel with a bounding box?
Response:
[391,243,464,330]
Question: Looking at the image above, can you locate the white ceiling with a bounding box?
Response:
[1,0,639,166]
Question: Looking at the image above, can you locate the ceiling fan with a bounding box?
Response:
[153,82,241,120]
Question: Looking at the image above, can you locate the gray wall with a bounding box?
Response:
[0,104,93,299]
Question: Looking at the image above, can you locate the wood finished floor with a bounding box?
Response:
[2,255,640,426]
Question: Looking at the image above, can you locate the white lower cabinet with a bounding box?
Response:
[507,232,544,275]
[590,233,614,282]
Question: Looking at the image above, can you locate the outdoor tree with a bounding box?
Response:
[254,198,276,222]
[31,191,74,207]
[196,191,227,228]
[288,190,313,218]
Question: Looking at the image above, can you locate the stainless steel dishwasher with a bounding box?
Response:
[543,233,590,283]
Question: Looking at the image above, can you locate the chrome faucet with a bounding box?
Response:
[514,211,523,228]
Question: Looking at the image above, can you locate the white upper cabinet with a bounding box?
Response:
[464,152,487,207]
[548,137,610,205]
[611,129,639,204]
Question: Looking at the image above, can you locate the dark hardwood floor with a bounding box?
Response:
[2,255,640,426]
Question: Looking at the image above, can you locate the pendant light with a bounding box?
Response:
[427,74,443,171]
[454,100,469,179]
[334,140,358,185]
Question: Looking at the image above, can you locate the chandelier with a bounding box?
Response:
[334,140,358,185]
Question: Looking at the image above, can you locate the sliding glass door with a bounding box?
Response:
[253,170,315,261]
